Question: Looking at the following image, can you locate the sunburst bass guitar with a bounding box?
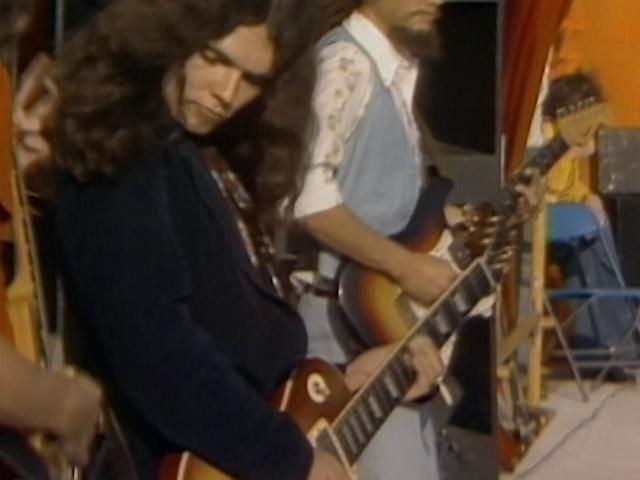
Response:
[338,96,610,346]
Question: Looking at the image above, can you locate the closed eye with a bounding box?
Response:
[199,46,273,88]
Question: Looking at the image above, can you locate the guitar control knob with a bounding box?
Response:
[307,373,331,403]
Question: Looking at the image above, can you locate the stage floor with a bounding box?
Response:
[503,379,640,480]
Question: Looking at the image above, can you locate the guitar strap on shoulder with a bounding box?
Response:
[202,147,294,302]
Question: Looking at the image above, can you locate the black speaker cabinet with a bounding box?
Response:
[604,194,640,287]
[598,128,640,194]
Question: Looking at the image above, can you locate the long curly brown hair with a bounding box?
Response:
[542,71,604,120]
[54,0,330,208]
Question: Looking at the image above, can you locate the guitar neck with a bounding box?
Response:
[329,257,496,466]
[488,135,569,217]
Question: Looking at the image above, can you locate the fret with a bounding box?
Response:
[463,279,482,306]
[450,285,475,315]
[372,378,395,416]
[389,358,411,392]
[355,405,376,435]
[338,423,359,461]
[348,415,367,447]
[396,356,416,386]
[334,399,380,463]
[424,299,461,348]
[468,264,492,298]
[382,369,402,400]
[317,429,354,468]
[366,391,385,420]
[423,317,449,347]
[534,136,569,174]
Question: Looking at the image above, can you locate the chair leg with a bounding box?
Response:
[591,306,640,390]
[544,297,590,402]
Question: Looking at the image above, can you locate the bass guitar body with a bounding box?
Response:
[158,359,353,480]
[338,177,454,346]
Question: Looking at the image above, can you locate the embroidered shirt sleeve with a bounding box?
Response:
[293,41,373,218]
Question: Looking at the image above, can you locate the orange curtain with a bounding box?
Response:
[503,0,572,175]
[550,0,640,128]
[500,0,572,331]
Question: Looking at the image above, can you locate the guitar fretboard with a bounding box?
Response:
[489,135,569,217]
[331,258,495,465]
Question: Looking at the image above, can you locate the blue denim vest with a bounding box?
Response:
[317,26,423,278]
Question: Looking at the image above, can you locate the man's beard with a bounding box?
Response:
[389,25,440,59]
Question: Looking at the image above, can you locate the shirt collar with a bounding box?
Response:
[343,10,417,87]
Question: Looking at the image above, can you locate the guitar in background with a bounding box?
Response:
[0,5,136,479]
[337,93,610,349]
[336,89,609,469]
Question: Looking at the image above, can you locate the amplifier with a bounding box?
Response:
[603,194,640,287]
[597,128,640,194]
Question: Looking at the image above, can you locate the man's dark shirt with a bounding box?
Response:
[56,134,312,479]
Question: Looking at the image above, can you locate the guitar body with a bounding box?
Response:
[497,425,521,472]
[338,177,453,346]
[158,359,353,480]
[1,66,16,344]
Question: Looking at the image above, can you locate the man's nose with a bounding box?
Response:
[217,69,242,106]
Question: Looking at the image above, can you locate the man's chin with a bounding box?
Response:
[184,122,217,135]
[180,104,223,135]
[390,25,440,58]
[180,115,220,136]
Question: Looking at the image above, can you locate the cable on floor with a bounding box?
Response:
[514,384,631,479]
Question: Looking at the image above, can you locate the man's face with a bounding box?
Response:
[175,24,275,135]
[365,0,443,36]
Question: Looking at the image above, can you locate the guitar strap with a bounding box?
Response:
[202,147,294,302]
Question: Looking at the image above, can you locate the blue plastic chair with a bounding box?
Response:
[545,203,640,400]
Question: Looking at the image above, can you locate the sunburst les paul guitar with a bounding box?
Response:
[338,96,610,347]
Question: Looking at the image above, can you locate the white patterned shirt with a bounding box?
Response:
[293,11,423,218]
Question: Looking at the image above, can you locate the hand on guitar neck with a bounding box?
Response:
[13,53,57,202]
[305,334,444,480]
[391,252,458,305]
[345,334,444,401]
